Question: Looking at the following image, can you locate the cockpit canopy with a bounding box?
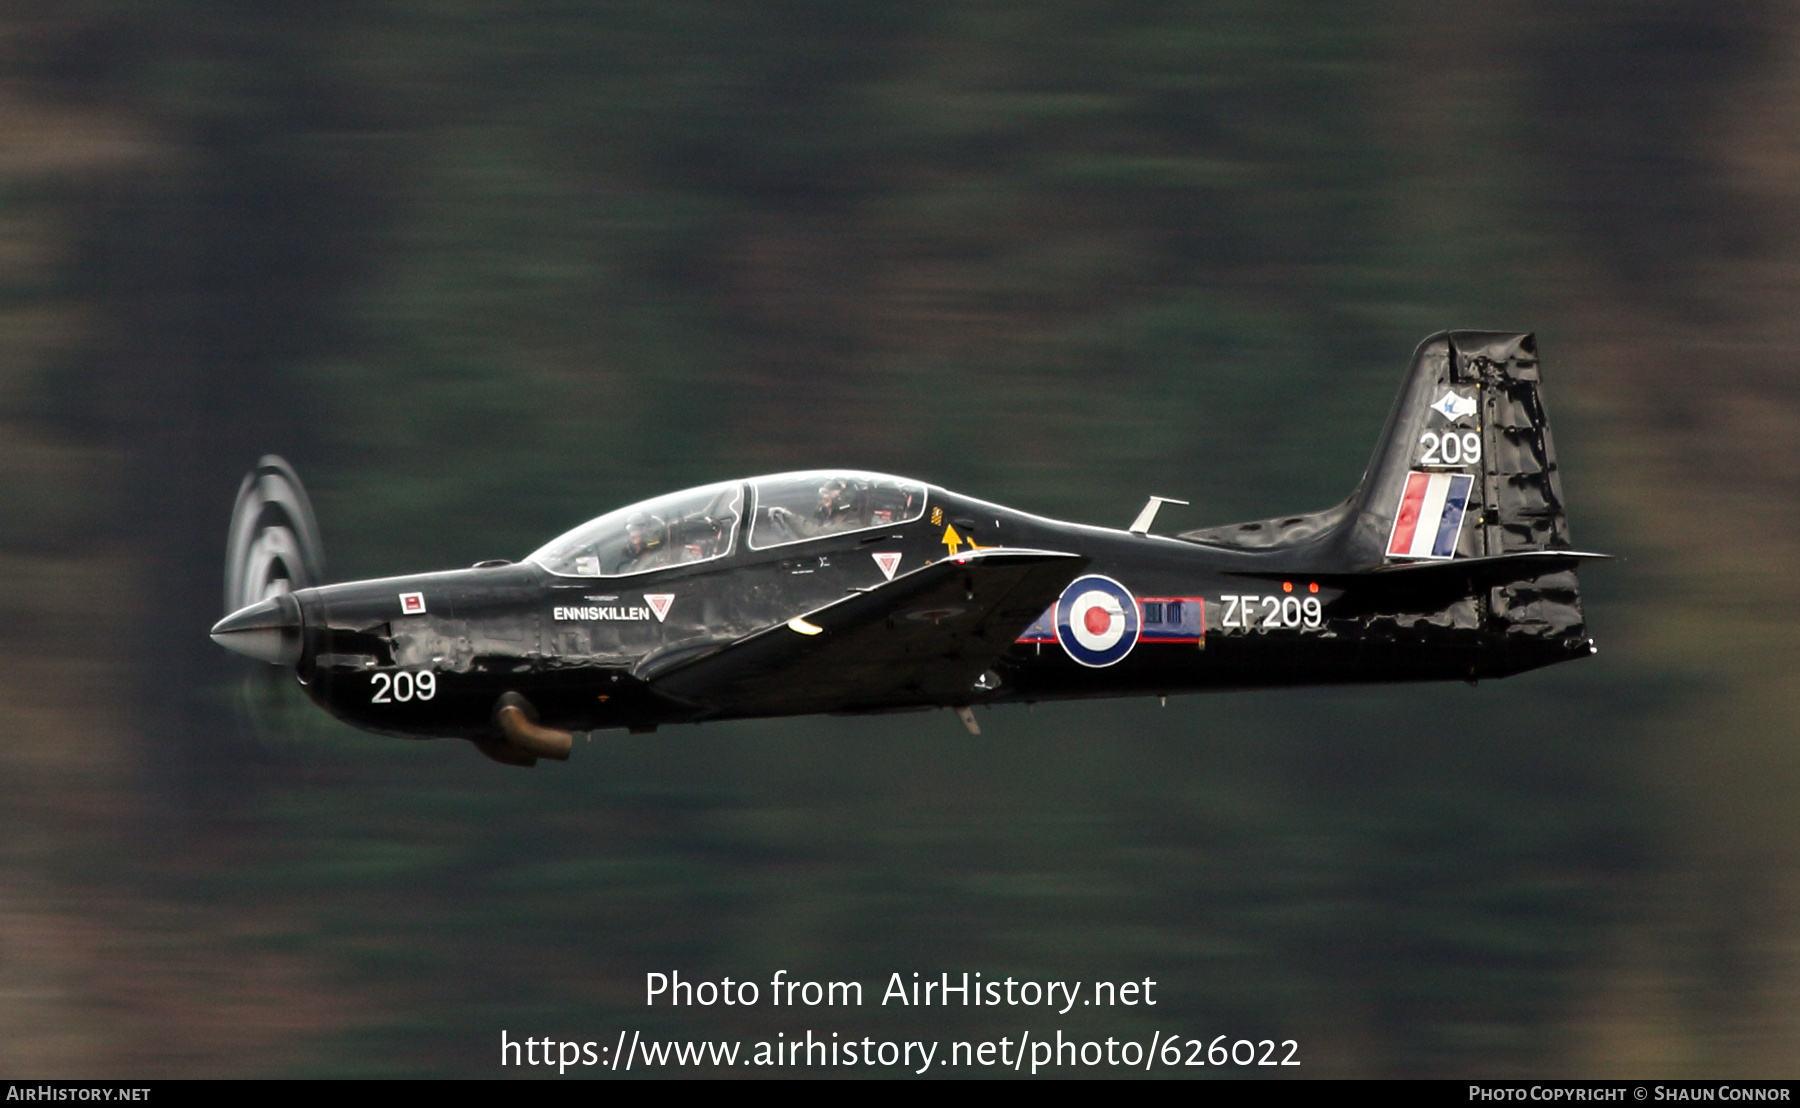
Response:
[529,471,929,578]
[531,481,744,578]
[745,470,927,550]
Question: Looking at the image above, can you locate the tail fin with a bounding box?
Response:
[1181,331,1575,567]
[1179,332,1599,672]
[1348,330,1574,564]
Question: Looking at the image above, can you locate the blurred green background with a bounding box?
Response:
[2,0,1796,1077]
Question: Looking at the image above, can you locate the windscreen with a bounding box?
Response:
[530,482,743,577]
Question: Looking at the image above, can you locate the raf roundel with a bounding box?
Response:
[1054,574,1140,668]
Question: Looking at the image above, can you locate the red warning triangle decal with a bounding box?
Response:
[644,593,674,622]
[872,552,902,580]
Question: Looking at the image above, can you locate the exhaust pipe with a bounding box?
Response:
[488,691,573,763]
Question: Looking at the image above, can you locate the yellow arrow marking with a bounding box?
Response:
[963,534,992,551]
[941,524,963,555]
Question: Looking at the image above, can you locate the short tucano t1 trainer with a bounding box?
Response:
[212,332,1604,766]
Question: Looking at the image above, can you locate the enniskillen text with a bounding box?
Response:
[645,971,1156,1016]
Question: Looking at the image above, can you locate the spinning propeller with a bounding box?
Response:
[212,456,323,665]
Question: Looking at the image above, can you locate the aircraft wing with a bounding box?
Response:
[639,549,1087,717]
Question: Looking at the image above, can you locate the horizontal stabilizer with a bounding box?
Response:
[1231,550,1607,642]
[1226,549,1610,589]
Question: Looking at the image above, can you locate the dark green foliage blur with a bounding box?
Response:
[7,0,1770,1077]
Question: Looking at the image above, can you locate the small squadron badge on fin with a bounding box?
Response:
[1430,390,1477,422]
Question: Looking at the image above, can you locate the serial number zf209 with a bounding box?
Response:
[1219,594,1322,631]
[371,670,437,703]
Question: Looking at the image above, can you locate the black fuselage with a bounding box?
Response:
[287,484,1587,741]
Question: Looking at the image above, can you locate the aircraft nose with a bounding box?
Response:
[210,592,304,665]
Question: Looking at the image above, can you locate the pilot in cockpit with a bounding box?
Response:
[767,477,868,540]
[614,512,672,574]
[816,477,861,527]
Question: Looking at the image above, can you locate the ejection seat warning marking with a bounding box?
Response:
[399,591,426,615]
[644,594,674,622]
[872,552,902,580]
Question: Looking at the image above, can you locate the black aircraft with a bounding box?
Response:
[212,331,1603,766]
